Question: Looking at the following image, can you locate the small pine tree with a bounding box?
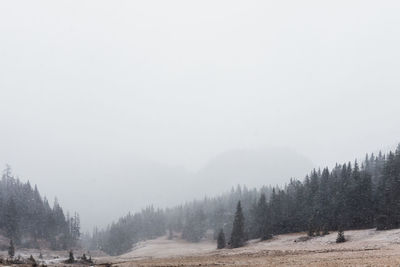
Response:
[230,201,245,248]
[336,229,345,243]
[66,250,75,263]
[28,255,36,263]
[217,229,226,249]
[8,239,15,258]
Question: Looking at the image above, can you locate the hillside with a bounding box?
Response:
[0,166,80,250]
[98,229,400,266]
[88,145,400,256]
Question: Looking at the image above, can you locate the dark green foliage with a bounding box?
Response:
[336,229,345,243]
[376,215,388,230]
[251,193,272,240]
[230,201,245,248]
[182,208,207,242]
[5,198,19,244]
[85,185,267,255]
[93,206,166,256]
[322,225,329,236]
[87,144,400,256]
[217,229,226,249]
[0,166,80,249]
[81,253,93,264]
[307,218,314,237]
[65,250,75,264]
[8,239,15,258]
[28,255,36,263]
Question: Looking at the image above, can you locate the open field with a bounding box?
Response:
[96,228,400,266]
[3,229,400,266]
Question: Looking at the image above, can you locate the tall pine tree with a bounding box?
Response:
[230,201,245,248]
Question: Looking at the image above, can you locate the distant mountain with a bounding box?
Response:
[93,145,400,256]
[25,147,313,231]
[192,147,314,197]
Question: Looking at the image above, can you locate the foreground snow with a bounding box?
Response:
[4,229,400,266]
[95,228,400,266]
[115,228,400,259]
[119,237,215,259]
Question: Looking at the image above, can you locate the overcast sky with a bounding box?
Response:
[1,0,400,229]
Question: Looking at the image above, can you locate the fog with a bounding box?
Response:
[1,0,400,230]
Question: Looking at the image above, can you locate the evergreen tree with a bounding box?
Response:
[230,201,245,248]
[336,229,345,243]
[28,255,36,264]
[87,143,400,256]
[217,229,226,249]
[254,193,271,240]
[0,166,79,249]
[8,239,15,258]
[66,250,75,263]
[5,198,20,244]
[182,208,207,242]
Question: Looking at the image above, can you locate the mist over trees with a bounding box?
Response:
[1,144,399,255]
[0,166,80,250]
[86,144,400,255]
[84,185,273,255]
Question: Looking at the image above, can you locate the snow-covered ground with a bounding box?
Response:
[114,228,400,260]
[119,237,215,259]
[95,228,400,266]
[0,246,105,266]
[3,229,400,266]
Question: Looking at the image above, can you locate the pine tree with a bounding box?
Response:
[230,201,245,248]
[255,193,272,240]
[28,255,36,263]
[8,239,15,258]
[85,143,400,255]
[336,229,345,243]
[217,229,226,249]
[182,208,206,242]
[66,250,75,263]
[5,198,19,243]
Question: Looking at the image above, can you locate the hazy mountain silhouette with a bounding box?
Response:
[193,147,314,196]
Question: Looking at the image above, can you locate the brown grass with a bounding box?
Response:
[108,247,400,267]
[95,229,400,266]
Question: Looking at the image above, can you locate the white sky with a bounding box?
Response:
[1,0,400,229]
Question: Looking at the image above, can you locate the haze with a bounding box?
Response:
[1,0,400,230]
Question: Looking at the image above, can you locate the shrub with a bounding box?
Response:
[336,229,345,243]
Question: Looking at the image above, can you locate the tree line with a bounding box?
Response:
[86,145,400,255]
[0,166,80,250]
